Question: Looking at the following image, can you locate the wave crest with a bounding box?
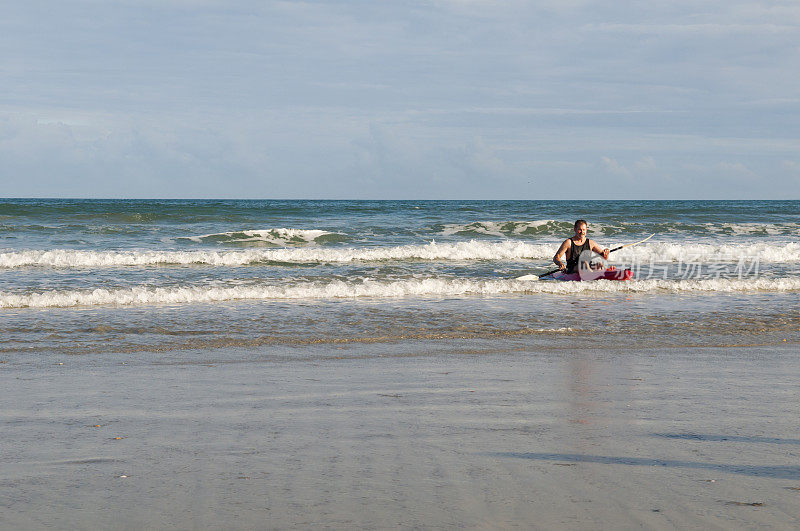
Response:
[441,220,800,238]
[2,241,799,269]
[179,228,339,246]
[441,220,567,237]
[2,276,800,308]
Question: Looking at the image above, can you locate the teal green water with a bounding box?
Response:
[2,199,799,249]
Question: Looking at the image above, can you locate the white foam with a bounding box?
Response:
[441,220,562,237]
[441,220,800,237]
[613,242,800,263]
[20,240,800,270]
[2,276,799,308]
[182,228,333,245]
[2,241,800,269]
[710,222,800,236]
[0,241,550,268]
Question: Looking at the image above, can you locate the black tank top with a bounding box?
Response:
[566,238,591,274]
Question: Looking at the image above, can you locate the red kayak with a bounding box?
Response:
[551,266,633,282]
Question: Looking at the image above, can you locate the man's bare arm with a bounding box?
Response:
[589,240,610,260]
[553,239,570,269]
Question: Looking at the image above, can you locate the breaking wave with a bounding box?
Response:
[0,241,549,268]
[613,242,800,262]
[2,241,799,269]
[441,220,567,237]
[440,220,800,238]
[2,276,800,308]
[178,228,340,246]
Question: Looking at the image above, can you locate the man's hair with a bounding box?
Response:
[574,219,588,229]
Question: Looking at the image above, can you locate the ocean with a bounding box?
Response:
[4,199,800,529]
[1,199,799,356]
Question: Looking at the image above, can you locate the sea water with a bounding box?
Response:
[1,199,798,356]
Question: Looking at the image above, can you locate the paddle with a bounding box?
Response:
[531,233,655,279]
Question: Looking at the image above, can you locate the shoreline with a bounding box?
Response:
[3,342,799,529]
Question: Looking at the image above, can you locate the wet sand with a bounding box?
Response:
[2,341,800,529]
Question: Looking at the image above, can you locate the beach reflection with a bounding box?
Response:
[491,452,800,480]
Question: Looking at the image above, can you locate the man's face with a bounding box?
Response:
[574,223,587,239]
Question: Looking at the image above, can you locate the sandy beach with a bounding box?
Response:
[3,340,799,529]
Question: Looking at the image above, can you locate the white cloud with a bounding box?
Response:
[783,161,800,172]
[601,157,633,179]
[587,22,797,35]
[717,161,758,178]
[1,0,798,198]
[601,156,662,178]
[633,156,656,172]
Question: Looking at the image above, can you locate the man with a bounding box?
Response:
[553,219,610,274]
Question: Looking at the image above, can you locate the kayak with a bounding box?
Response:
[551,266,633,282]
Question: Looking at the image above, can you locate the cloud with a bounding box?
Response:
[1,0,799,198]
[601,157,633,179]
[634,156,656,172]
[603,155,660,175]
[587,22,797,36]
[347,124,517,198]
[782,160,800,172]
[717,161,758,178]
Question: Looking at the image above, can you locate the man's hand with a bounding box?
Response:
[602,248,610,260]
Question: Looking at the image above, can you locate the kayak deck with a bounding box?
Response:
[551,266,633,282]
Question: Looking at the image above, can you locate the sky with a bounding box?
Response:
[1,0,799,199]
